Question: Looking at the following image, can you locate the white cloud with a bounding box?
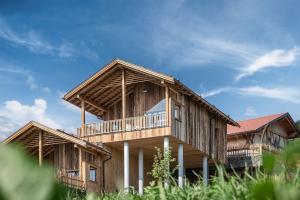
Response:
[201,87,232,98]
[202,85,300,104]
[0,17,75,58]
[58,42,74,58]
[237,86,300,104]
[0,99,61,139]
[236,48,300,80]
[0,66,38,90]
[245,106,257,117]
[153,25,259,68]
[42,87,51,93]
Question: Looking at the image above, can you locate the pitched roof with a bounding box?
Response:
[227,113,300,137]
[63,58,239,126]
[1,121,111,156]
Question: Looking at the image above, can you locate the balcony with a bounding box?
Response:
[77,111,167,137]
[227,144,281,168]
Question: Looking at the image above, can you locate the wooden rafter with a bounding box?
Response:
[2,121,111,157]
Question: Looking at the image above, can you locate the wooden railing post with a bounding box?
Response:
[122,69,126,131]
[165,86,169,126]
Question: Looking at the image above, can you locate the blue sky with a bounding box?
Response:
[1,0,300,140]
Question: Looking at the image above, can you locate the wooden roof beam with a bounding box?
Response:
[77,94,107,113]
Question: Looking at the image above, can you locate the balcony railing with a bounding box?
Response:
[78,111,167,137]
[227,144,281,168]
[57,171,85,190]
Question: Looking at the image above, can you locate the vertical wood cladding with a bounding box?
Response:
[103,82,165,120]
[172,93,227,163]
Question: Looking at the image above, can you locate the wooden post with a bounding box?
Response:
[79,148,82,179]
[165,86,169,126]
[62,144,66,173]
[38,131,43,166]
[79,148,87,188]
[81,100,86,137]
[122,69,126,131]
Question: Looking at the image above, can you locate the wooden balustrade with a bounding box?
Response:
[227,145,261,158]
[57,171,85,190]
[78,111,167,137]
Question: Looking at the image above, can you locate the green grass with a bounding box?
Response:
[0,140,300,200]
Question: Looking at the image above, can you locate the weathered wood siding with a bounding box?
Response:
[227,121,289,150]
[103,82,165,120]
[44,143,103,193]
[171,93,227,163]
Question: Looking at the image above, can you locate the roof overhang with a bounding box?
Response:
[1,121,111,157]
[63,58,238,126]
[227,113,300,138]
[63,59,175,116]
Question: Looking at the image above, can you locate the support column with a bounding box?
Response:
[165,86,169,126]
[124,141,130,193]
[202,156,208,186]
[138,148,144,195]
[38,131,43,166]
[122,69,126,130]
[62,144,66,173]
[79,148,87,187]
[178,144,184,188]
[163,137,170,188]
[81,100,86,137]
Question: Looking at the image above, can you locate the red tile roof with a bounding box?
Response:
[227,113,287,135]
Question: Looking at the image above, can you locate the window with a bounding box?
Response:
[174,104,181,120]
[67,170,79,178]
[89,167,97,182]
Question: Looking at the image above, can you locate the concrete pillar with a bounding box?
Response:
[178,143,184,188]
[163,137,170,188]
[202,156,208,186]
[124,141,130,192]
[138,148,144,195]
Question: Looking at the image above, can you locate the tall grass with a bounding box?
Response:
[0,139,299,200]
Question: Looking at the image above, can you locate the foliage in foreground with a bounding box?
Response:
[0,139,300,200]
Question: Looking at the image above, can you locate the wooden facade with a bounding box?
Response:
[63,59,238,192]
[2,59,238,193]
[2,121,111,193]
[227,113,300,169]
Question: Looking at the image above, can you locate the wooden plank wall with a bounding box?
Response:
[46,143,103,192]
[172,93,227,163]
[228,120,289,150]
[103,82,165,120]
[52,143,79,172]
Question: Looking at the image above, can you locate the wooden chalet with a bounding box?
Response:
[1,121,111,193]
[227,113,300,169]
[2,59,238,194]
[63,59,238,193]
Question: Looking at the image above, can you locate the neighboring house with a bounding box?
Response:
[227,113,300,170]
[1,59,238,193]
